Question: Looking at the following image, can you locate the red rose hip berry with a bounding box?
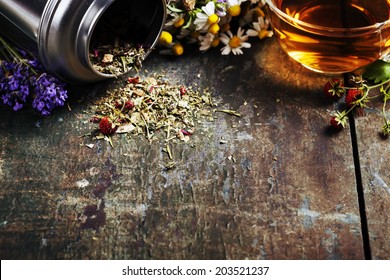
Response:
[99,116,117,135]
[323,78,345,99]
[345,88,363,107]
[330,116,343,130]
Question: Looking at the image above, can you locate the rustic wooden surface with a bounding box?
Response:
[355,105,390,260]
[1,38,385,260]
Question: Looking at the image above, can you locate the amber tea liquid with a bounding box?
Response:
[268,0,390,73]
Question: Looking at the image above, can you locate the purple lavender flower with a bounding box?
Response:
[31,73,68,116]
[1,38,68,115]
[8,76,19,91]
[13,101,23,111]
[0,62,31,111]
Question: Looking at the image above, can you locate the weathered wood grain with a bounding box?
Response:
[354,105,390,260]
[0,39,364,259]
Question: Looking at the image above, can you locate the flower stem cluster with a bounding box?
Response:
[380,83,390,137]
[0,35,68,115]
[160,0,272,55]
[326,62,390,137]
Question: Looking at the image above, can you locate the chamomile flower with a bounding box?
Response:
[159,0,273,56]
[246,17,273,39]
[159,31,173,45]
[159,42,184,56]
[165,12,186,28]
[226,0,246,17]
[194,1,220,31]
[239,6,265,25]
[199,33,220,52]
[208,23,220,35]
[220,27,251,55]
[172,43,184,56]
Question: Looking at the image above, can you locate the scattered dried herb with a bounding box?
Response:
[215,109,242,117]
[87,75,213,145]
[86,75,241,167]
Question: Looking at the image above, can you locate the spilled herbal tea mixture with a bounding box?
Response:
[85,75,240,168]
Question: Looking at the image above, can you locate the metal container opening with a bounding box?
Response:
[0,0,166,83]
[89,0,166,79]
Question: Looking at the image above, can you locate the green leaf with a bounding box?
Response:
[362,60,390,84]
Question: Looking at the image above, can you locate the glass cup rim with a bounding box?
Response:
[265,0,390,32]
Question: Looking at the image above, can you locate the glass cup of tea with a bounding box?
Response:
[265,0,390,74]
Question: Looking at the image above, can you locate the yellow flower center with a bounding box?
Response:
[172,43,184,56]
[229,36,241,49]
[228,5,241,17]
[208,23,220,35]
[211,38,220,48]
[258,29,269,40]
[159,31,173,45]
[174,18,185,28]
[207,14,219,25]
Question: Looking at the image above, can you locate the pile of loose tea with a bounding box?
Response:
[87,75,217,145]
[89,1,148,76]
[89,39,146,76]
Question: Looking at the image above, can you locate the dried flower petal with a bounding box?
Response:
[102,54,114,63]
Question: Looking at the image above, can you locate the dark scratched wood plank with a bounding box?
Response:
[354,107,390,260]
[0,39,364,259]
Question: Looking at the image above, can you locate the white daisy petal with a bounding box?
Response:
[240,35,249,41]
[200,45,209,51]
[204,2,215,16]
[194,18,206,26]
[220,37,229,45]
[232,48,243,55]
[221,46,231,55]
[197,14,209,20]
[253,22,261,31]
[237,27,245,37]
[246,29,259,37]
[241,42,251,48]
[260,17,268,28]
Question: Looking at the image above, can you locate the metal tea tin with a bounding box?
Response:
[0,0,166,83]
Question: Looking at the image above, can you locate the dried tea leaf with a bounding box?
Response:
[116,124,136,134]
[164,161,177,170]
[215,109,242,117]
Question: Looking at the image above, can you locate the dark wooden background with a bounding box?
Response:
[0,39,389,259]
